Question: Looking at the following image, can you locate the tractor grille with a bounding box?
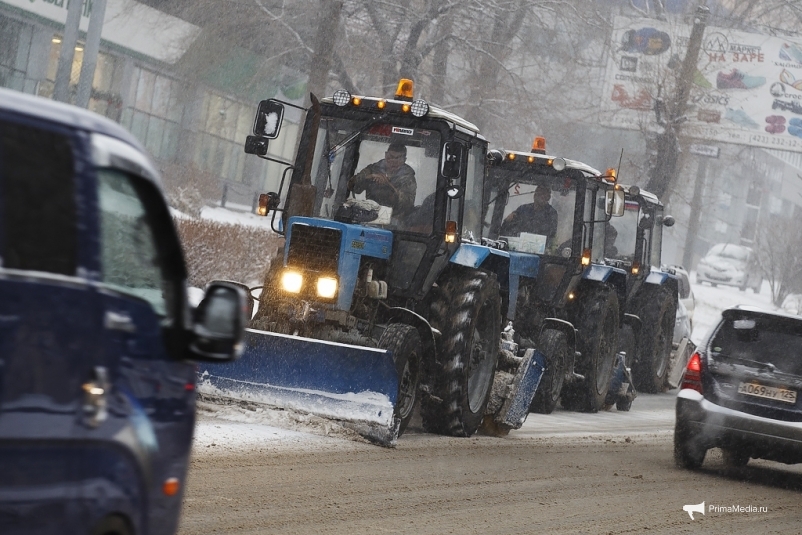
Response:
[287,224,341,273]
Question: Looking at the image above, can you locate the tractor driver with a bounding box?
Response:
[348,142,417,217]
[499,185,558,244]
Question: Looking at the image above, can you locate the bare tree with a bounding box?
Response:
[755,215,802,307]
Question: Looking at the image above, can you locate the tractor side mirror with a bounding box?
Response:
[253,99,285,139]
[662,215,675,227]
[441,141,465,178]
[605,189,625,217]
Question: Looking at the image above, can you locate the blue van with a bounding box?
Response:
[0,88,246,535]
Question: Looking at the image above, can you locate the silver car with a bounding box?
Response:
[675,306,802,469]
[695,243,762,293]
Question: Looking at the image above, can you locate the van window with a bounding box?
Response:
[97,169,170,316]
[0,120,76,275]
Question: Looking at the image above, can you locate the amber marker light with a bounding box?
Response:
[402,103,411,113]
[377,99,386,109]
[352,96,362,106]
[507,153,516,160]
[257,194,269,216]
[631,262,640,275]
[445,220,458,243]
[581,249,591,266]
[605,168,617,182]
[395,78,414,100]
[163,478,180,496]
[531,136,546,154]
[528,156,536,163]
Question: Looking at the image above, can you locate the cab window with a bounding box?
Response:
[97,169,176,317]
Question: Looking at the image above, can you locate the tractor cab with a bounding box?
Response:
[249,79,487,301]
[484,138,623,313]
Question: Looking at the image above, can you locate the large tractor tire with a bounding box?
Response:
[529,329,568,414]
[378,324,422,437]
[421,271,502,437]
[632,288,676,393]
[561,286,619,413]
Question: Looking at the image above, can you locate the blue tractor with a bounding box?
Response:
[199,80,545,444]
[481,139,631,414]
[604,186,680,394]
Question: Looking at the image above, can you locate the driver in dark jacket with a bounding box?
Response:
[500,185,558,244]
[348,143,417,217]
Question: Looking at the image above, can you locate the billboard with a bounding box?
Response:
[601,16,802,154]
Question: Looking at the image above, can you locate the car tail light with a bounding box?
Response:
[680,351,704,394]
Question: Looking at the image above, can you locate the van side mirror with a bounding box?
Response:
[441,141,465,178]
[605,189,625,217]
[189,282,247,362]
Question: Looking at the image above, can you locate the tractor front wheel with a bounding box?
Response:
[633,289,676,393]
[562,286,619,413]
[421,271,502,437]
[379,324,422,437]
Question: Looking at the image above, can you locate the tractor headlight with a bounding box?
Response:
[281,270,303,293]
[316,276,338,299]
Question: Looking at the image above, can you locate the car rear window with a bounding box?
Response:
[710,317,802,376]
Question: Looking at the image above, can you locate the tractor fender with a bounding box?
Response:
[645,270,679,296]
[450,243,521,319]
[386,306,438,368]
[540,318,577,357]
[581,264,627,320]
[622,313,642,338]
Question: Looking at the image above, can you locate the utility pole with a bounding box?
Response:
[53,0,84,103]
[681,156,708,269]
[76,0,106,108]
[645,5,709,201]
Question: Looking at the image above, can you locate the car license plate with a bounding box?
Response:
[737,382,797,404]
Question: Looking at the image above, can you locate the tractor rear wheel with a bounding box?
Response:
[529,329,568,414]
[633,288,676,393]
[379,324,422,437]
[561,286,619,413]
[421,271,501,437]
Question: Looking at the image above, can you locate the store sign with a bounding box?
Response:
[689,144,720,158]
[600,16,802,154]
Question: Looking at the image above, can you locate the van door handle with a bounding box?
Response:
[82,366,110,428]
[105,311,137,333]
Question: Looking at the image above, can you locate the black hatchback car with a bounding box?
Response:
[675,306,802,469]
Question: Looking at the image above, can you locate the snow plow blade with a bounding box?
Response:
[197,329,400,446]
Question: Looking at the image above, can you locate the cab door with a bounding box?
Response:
[81,160,196,535]
[0,116,99,534]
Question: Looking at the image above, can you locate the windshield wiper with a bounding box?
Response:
[326,112,390,160]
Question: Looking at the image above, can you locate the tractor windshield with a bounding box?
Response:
[486,171,578,256]
[308,116,441,232]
